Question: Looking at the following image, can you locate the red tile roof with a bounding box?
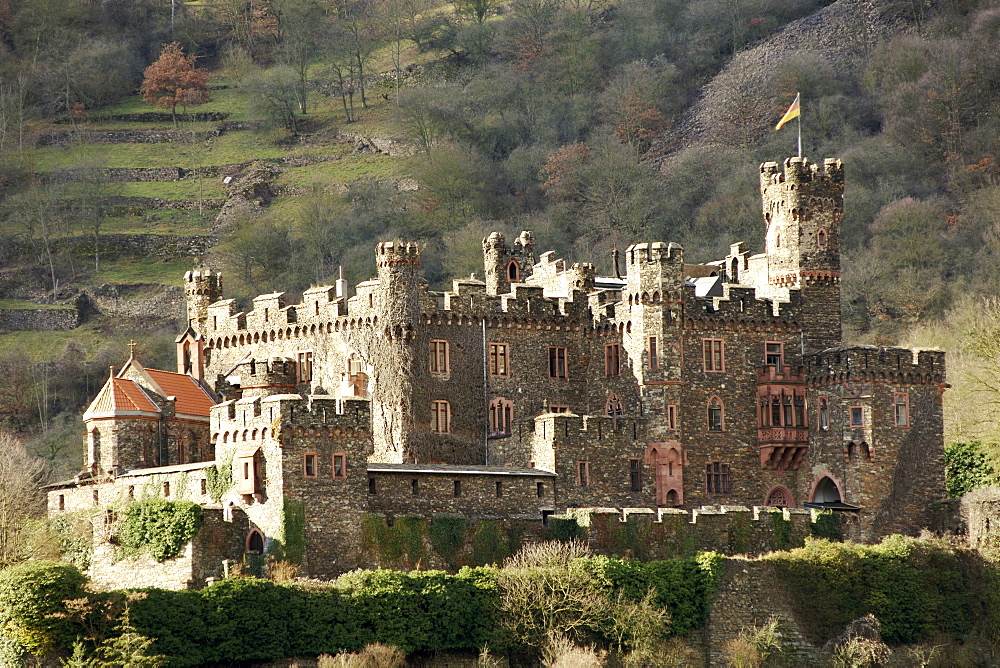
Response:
[144,369,215,417]
[85,377,159,418]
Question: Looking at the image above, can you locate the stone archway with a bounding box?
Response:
[811,475,842,503]
[646,442,683,506]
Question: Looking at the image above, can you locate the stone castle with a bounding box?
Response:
[48,157,947,587]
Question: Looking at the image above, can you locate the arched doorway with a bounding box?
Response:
[812,476,842,504]
[646,442,683,506]
[246,529,265,554]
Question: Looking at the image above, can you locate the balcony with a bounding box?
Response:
[758,428,809,471]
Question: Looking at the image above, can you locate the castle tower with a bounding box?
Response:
[483,231,535,295]
[760,157,844,353]
[369,242,423,462]
[184,269,223,332]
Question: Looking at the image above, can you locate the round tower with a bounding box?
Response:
[184,268,223,331]
[375,241,421,332]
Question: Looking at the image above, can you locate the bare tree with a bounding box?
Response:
[0,432,49,567]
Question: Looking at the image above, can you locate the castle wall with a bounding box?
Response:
[367,467,556,517]
[803,347,946,539]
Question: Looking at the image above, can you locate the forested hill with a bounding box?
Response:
[3,0,1000,469]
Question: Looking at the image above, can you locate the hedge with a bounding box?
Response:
[767,536,1000,645]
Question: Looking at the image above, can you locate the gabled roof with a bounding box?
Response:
[83,377,160,420]
[143,368,216,417]
[114,354,216,419]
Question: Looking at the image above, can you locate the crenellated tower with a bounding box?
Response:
[370,241,422,462]
[483,231,536,295]
[184,268,223,332]
[760,157,844,352]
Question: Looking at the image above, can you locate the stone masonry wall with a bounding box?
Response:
[705,559,825,666]
[0,307,78,331]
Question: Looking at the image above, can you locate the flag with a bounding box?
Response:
[775,93,800,130]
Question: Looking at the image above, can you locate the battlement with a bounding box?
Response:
[213,395,371,440]
[760,157,844,190]
[529,412,645,443]
[376,241,421,267]
[624,241,684,266]
[230,357,297,395]
[805,346,946,385]
[184,268,222,293]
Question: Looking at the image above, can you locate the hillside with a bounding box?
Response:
[5,0,1000,469]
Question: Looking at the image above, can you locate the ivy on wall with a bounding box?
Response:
[810,511,841,541]
[205,458,233,503]
[282,500,306,564]
[428,516,467,567]
[116,500,203,562]
[362,516,427,569]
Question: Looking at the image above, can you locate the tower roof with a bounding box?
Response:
[83,377,161,420]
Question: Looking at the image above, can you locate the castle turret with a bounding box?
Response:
[185,268,223,332]
[760,157,844,352]
[483,231,535,295]
[371,242,424,462]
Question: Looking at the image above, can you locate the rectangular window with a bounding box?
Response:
[333,454,346,478]
[163,482,170,497]
[604,343,621,376]
[303,453,317,477]
[649,337,658,369]
[431,400,451,433]
[453,480,462,497]
[667,405,677,430]
[58,495,65,511]
[297,351,313,382]
[629,459,642,492]
[765,342,783,371]
[489,398,513,436]
[430,340,450,375]
[706,462,730,494]
[199,479,206,496]
[536,482,545,497]
[412,479,419,495]
[894,393,909,427]
[549,405,570,413]
[703,339,724,372]
[578,461,590,487]
[368,478,377,495]
[489,343,509,376]
[496,480,503,497]
[850,406,864,427]
[548,347,568,379]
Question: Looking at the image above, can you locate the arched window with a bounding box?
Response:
[606,393,623,429]
[817,229,828,247]
[708,397,724,431]
[489,398,514,436]
[730,257,739,283]
[507,260,520,282]
[765,486,792,507]
[246,529,265,554]
[819,397,829,430]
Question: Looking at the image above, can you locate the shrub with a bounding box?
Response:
[317,642,406,667]
[116,500,202,562]
[0,560,87,657]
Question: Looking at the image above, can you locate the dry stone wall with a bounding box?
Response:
[0,307,78,331]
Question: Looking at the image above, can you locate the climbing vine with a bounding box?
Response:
[205,455,233,502]
[115,500,203,562]
[810,510,841,541]
[282,499,306,564]
[770,511,792,550]
[429,515,467,567]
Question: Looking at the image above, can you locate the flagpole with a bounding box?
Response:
[797,109,802,158]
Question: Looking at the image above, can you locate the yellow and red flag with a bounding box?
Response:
[775,93,800,130]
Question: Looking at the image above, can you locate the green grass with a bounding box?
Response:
[0,299,74,310]
[100,211,214,236]
[0,325,107,361]
[96,257,194,287]
[99,86,250,120]
[275,153,401,188]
